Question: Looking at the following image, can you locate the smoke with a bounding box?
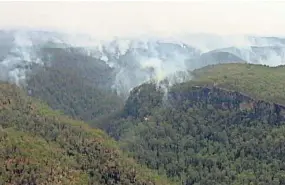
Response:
[255,47,285,66]
[0,30,35,84]
[1,29,285,96]
[84,34,285,95]
[0,30,61,85]
[57,36,195,95]
[100,38,194,95]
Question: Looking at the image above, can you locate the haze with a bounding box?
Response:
[0,1,285,39]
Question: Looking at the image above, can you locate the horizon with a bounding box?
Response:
[0,1,285,39]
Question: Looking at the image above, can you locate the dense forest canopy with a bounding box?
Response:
[2,61,285,184]
[95,63,285,185]
[0,82,174,185]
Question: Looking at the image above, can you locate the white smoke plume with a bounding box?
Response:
[1,29,285,95]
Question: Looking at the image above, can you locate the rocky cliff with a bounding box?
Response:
[168,85,285,125]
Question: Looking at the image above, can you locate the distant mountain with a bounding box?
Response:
[186,51,246,69]
[210,45,285,66]
[1,30,285,95]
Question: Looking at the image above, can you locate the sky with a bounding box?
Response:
[0,1,285,39]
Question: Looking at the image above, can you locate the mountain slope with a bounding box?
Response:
[0,129,89,185]
[1,30,285,97]
[26,46,124,121]
[97,63,285,185]
[191,63,285,104]
[0,82,174,185]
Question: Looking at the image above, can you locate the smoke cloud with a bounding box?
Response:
[1,29,285,96]
[0,1,284,97]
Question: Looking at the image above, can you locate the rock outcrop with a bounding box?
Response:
[168,85,285,125]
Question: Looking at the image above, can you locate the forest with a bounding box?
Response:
[0,82,173,185]
[2,63,285,184]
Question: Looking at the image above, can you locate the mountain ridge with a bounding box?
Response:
[1,30,285,95]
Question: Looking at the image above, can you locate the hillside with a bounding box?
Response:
[191,63,285,104]
[96,63,285,185]
[0,82,174,185]
[25,47,124,122]
[3,55,285,185]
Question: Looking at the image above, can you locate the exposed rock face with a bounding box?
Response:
[123,81,285,126]
[168,86,285,125]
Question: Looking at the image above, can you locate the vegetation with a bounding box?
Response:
[191,63,285,104]
[96,63,285,184]
[26,47,124,122]
[0,82,174,185]
[5,62,285,184]
[0,129,89,185]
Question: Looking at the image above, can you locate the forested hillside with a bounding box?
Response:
[191,63,285,104]
[25,47,124,122]
[95,63,285,185]
[4,62,285,185]
[0,82,174,185]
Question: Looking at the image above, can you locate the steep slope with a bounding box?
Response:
[191,63,285,104]
[0,129,88,185]
[0,82,174,185]
[97,63,285,185]
[26,47,124,121]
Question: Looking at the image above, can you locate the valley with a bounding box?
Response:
[1,30,285,185]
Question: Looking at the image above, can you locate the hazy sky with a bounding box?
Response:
[0,1,285,38]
